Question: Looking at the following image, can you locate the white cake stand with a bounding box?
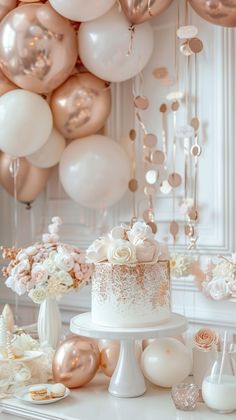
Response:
[70,312,187,399]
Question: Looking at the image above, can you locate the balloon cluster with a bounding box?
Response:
[0,1,174,207]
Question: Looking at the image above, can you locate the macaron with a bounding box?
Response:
[51,383,66,398]
[29,385,48,401]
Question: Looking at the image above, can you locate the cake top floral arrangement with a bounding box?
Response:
[86,220,169,264]
[2,217,92,304]
[200,254,236,300]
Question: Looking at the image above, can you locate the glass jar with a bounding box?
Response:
[202,350,236,414]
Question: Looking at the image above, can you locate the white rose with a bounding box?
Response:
[86,237,110,263]
[56,271,73,286]
[205,279,230,301]
[109,226,126,240]
[43,252,57,275]
[51,216,62,225]
[55,248,74,272]
[12,260,30,276]
[28,287,47,304]
[128,221,154,245]
[135,239,157,263]
[107,239,136,264]
[31,264,48,284]
[48,224,59,234]
[25,246,37,256]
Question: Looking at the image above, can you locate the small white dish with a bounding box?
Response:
[0,351,43,363]
[15,384,70,405]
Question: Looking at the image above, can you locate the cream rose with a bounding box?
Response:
[135,239,157,263]
[55,248,74,272]
[31,264,48,284]
[43,252,57,275]
[28,287,47,304]
[107,239,136,264]
[128,221,154,245]
[193,328,219,351]
[86,237,110,263]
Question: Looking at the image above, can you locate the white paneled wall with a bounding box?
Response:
[0,3,236,339]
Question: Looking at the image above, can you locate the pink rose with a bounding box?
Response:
[193,328,219,351]
[31,264,47,284]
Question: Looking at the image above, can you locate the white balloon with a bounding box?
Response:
[27,129,66,168]
[141,338,192,388]
[59,135,130,209]
[49,0,116,22]
[78,5,154,82]
[0,90,53,157]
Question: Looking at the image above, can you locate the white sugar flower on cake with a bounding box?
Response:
[86,220,169,264]
[2,217,93,303]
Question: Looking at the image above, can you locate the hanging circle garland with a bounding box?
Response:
[188,0,236,27]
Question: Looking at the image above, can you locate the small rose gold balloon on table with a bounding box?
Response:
[52,336,100,388]
[100,342,120,377]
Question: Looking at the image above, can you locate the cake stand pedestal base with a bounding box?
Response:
[109,340,146,398]
[70,312,187,398]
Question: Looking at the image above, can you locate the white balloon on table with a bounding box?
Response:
[59,135,130,209]
[49,0,116,22]
[141,338,192,388]
[27,129,66,168]
[0,89,53,157]
[78,5,154,82]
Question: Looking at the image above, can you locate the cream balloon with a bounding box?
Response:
[141,338,192,388]
[49,0,116,22]
[0,90,52,157]
[59,135,130,209]
[78,5,154,83]
[27,129,66,168]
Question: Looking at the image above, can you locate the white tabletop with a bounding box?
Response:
[0,374,235,420]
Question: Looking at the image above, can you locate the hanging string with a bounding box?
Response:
[9,157,20,323]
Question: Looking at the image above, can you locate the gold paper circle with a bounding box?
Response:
[134,96,149,110]
[128,178,138,192]
[168,173,182,188]
[143,133,157,148]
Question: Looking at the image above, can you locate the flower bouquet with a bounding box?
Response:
[2,217,92,304]
[1,217,92,348]
[201,254,236,300]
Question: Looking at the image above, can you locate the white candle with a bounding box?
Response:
[202,375,236,413]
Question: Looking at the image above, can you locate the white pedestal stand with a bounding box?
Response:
[70,312,187,399]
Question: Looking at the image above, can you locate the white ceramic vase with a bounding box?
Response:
[37,299,61,349]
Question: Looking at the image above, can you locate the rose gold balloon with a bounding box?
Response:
[0,3,77,94]
[51,73,111,140]
[52,336,100,388]
[0,152,51,204]
[0,70,17,96]
[189,0,236,27]
[100,343,120,377]
[0,0,17,22]
[120,0,173,25]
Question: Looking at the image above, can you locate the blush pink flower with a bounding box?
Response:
[193,328,219,351]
